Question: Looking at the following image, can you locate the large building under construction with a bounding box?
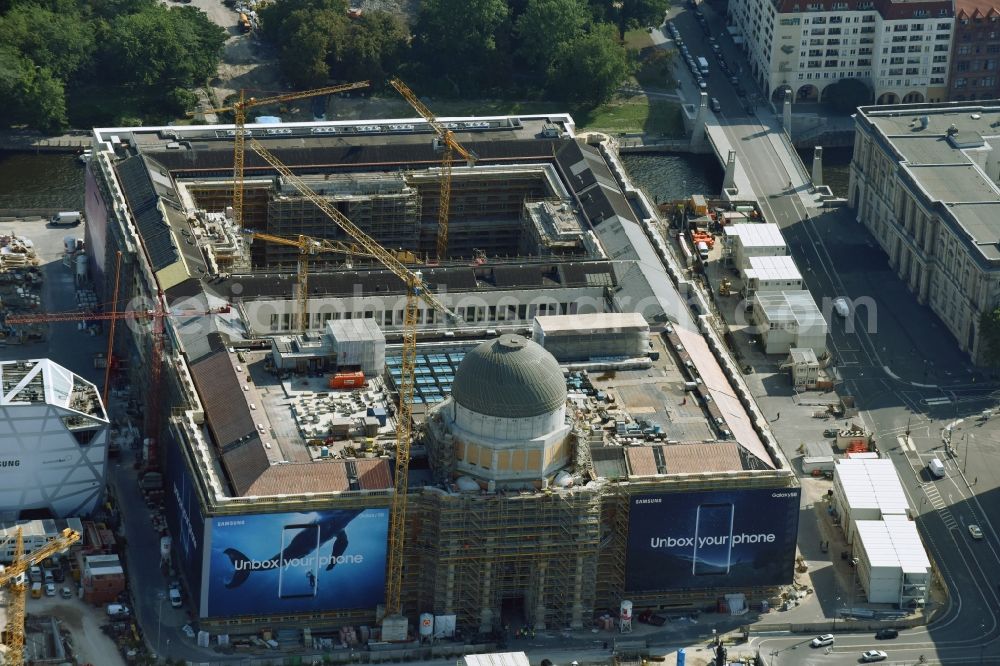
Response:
[79,115,798,638]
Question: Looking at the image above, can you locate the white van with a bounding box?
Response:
[696,241,710,261]
[50,211,82,226]
[928,457,945,478]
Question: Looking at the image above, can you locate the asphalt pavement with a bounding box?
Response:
[659,1,1000,663]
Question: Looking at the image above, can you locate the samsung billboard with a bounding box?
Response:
[163,440,207,604]
[625,488,800,592]
[206,508,388,617]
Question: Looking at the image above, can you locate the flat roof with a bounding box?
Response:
[857,102,1000,265]
[855,516,931,573]
[533,312,648,333]
[724,223,786,248]
[754,290,826,328]
[745,255,802,282]
[835,458,911,516]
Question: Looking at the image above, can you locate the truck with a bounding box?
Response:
[50,211,82,226]
[697,57,710,76]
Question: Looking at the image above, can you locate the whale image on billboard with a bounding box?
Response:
[206,508,388,616]
[625,488,800,591]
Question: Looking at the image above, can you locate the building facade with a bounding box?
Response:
[849,102,1000,364]
[729,0,953,105]
[948,0,1000,101]
[0,360,109,520]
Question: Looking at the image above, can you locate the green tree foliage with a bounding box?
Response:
[547,22,631,105]
[0,0,224,131]
[825,77,874,115]
[103,5,226,89]
[335,12,409,84]
[515,0,588,70]
[979,307,1000,367]
[0,46,68,133]
[411,0,511,94]
[270,6,347,87]
[0,4,96,79]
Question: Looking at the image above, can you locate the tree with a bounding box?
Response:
[0,46,67,133]
[259,0,347,42]
[979,307,1000,367]
[514,0,588,70]
[824,77,874,115]
[0,4,96,80]
[547,22,630,105]
[101,4,226,89]
[271,7,347,87]
[619,0,670,31]
[411,0,510,94]
[335,12,409,84]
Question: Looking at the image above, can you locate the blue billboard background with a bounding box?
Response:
[625,488,800,591]
[206,508,388,617]
[163,439,206,605]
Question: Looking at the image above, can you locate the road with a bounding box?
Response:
[661,1,1000,664]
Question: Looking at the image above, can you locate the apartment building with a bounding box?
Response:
[848,102,1000,364]
[729,0,953,106]
[948,0,1000,101]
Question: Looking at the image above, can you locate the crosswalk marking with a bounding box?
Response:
[924,484,958,529]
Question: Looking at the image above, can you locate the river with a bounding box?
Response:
[0,152,85,210]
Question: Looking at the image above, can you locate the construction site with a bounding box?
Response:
[0,86,803,650]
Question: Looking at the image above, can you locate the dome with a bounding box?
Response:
[451,334,566,418]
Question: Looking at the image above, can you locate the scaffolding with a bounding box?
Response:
[410,486,602,632]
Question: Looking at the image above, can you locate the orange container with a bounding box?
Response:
[329,371,366,389]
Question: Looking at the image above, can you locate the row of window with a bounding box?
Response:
[265,301,585,332]
[952,76,998,88]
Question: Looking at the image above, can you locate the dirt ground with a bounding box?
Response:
[177,0,424,121]
[26,594,126,666]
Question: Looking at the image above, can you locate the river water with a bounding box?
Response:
[0,152,85,210]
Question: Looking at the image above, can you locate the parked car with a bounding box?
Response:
[861,650,888,662]
[811,634,835,647]
[60,586,73,599]
[44,583,55,597]
[875,628,899,640]
[710,98,722,113]
[697,79,708,90]
[824,428,839,437]
[969,524,984,539]
[169,584,183,608]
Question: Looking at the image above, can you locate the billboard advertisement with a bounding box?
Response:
[625,488,800,592]
[163,440,206,604]
[205,508,388,617]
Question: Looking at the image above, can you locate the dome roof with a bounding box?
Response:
[451,335,566,418]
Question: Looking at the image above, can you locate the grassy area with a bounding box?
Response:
[624,28,654,51]
[576,97,684,137]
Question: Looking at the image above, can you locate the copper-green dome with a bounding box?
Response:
[451,335,566,418]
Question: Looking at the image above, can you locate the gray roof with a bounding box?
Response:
[451,334,566,418]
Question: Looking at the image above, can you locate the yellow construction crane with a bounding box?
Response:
[388,77,477,262]
[0,528,80,666]
[245,232,367,332]
[191,81,370,230]
[249,139,456,635]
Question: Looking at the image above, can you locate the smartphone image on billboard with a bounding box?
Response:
[278,524,320,599]
[692,503,735,576]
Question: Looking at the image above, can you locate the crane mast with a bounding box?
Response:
[191,81,370,229]
[248,140,456,622]
[388,78,477,261]
[1,528,80,666]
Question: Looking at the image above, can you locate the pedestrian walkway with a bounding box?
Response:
[922,484,958,531]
